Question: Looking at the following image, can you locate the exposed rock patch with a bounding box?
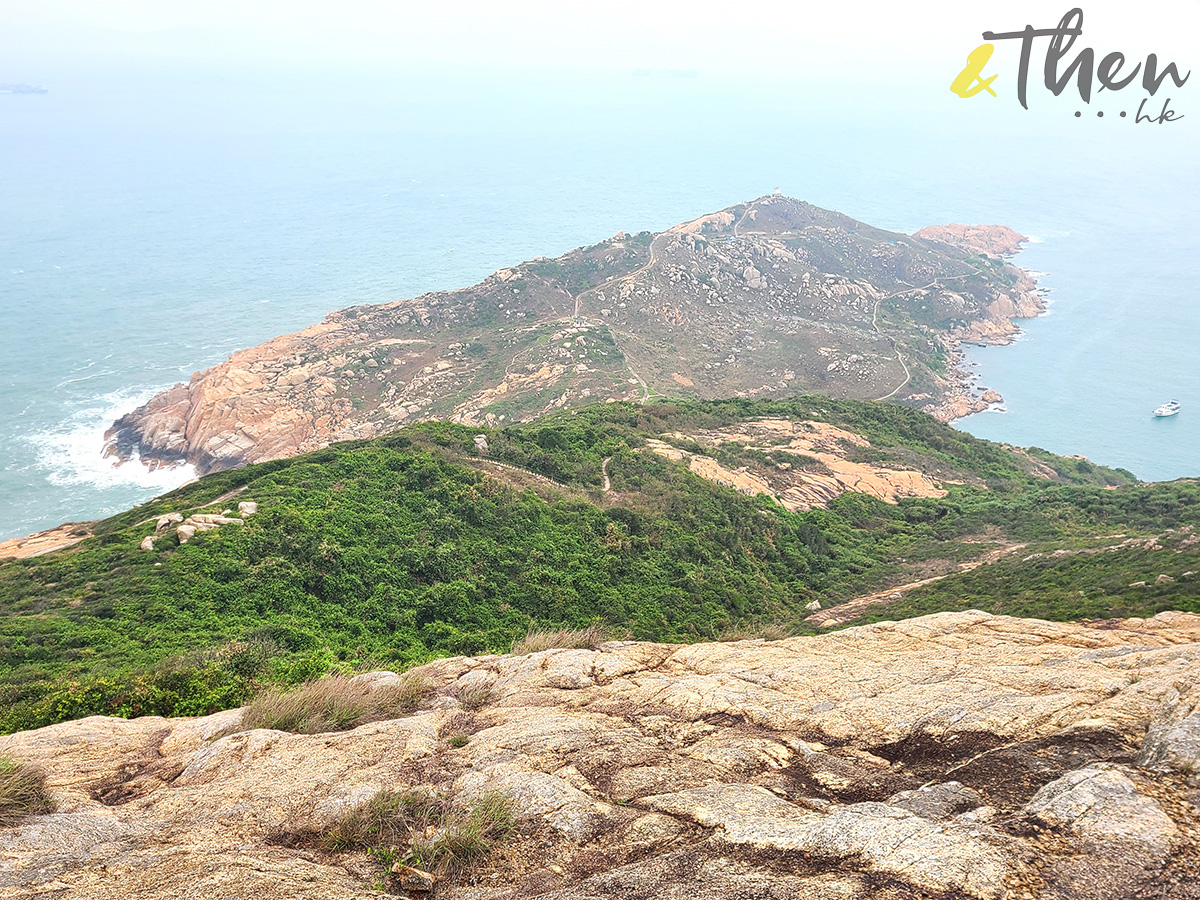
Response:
[3,611,1198,898]
[646,418,947,510]
[912,224,1027,259]
[0,523,93,560]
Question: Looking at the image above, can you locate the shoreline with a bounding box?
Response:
[914,229,1049,423]
[0,522,94,560]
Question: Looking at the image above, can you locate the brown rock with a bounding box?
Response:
[388,863,435,896]
[0,523,92,559]
[913,224,1028,258]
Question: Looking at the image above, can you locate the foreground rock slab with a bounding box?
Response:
[3,611,1200,899]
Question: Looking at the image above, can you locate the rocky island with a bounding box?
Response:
[104,196,1042,476]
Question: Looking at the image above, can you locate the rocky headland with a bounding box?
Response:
[0,524,92,561]
[103,197,1044,476]
[2,611,1198,900]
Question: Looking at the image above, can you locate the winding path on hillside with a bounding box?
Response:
[808,541,1029,629]
[870,266,984,402]
[573,234,664,321]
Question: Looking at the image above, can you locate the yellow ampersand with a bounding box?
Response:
[951,43,998,98]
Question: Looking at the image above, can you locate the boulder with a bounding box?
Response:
[155,512,184,533]
[741,265,764,289]
[887,781,985,820]
[186,514,243,527]
[1025,763,1177,860]
[1139,709,1200,786]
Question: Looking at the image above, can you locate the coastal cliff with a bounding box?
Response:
[2,612,1197,899]
[105,197,1043,475]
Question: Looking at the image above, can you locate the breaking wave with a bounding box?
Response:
[27,388,196,492]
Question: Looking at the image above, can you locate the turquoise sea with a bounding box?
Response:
[1,62,1198,541]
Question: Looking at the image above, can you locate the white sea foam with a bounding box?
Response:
[27,388,196,492]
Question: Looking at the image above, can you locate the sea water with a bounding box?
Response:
[1,62,1197,540]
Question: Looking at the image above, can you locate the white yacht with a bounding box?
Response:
[1154,400,1182,417]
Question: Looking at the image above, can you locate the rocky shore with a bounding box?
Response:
[913,224,1047,421]
[0,523,92,560]
[2,611,1198,899]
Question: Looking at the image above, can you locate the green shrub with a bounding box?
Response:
[0,398,1188,735]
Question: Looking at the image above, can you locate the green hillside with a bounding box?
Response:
[2,398,1197,733]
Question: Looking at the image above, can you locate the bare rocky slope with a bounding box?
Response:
[3,611,1199,900]
[104,196,1041,475]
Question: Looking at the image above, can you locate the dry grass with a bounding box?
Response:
[716,622,794,642]
[0,755,54,827]
[510,622,616,656]
[322,788,446,851]
[453,683,494,711]
[239,672,430,734]
[323,788,515,879]
[408,791,515,878]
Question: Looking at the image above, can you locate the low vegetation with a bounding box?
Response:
[509,622,613,655]
[0,755,54,826]
[841,530,1200,628]
[238,673,430,735]
[1,398,1196,733]
[322,788,516,880]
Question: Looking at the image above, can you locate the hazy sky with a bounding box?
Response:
[3,1,1197,80]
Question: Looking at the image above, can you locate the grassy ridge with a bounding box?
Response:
[0,398,1194,734]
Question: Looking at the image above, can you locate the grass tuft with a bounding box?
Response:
[453,683,494,711]
[239,673,430,734]
[322,789,446,851]
[407,790,516,878]
[716,622,795,642]
[0,755,54,827]
[322,788,515,880]
[510,622,614,656]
